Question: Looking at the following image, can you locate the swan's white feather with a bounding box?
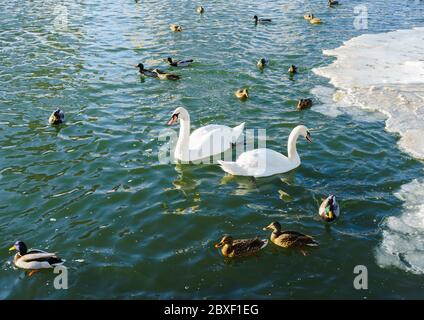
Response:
[219,148,299,177]
[185,123,244,161]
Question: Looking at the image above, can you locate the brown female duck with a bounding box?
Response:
[214,235,268,258]
[263,221,318,256]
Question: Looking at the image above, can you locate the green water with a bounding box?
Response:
[1,0,423,299]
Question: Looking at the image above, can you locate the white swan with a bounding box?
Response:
[217,125,312,177]
[168,107,245,162]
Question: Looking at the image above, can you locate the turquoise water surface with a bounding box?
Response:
[1,0,424,299]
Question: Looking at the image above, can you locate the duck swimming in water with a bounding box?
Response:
[328,0,340,6]
[310,17,322,24]
[319,195,340,222]
[253,15,272,25]
[263,222,318,256]
[297,98,313,110]
[136,63,180,80]
[170,24,182,32]
[214,235,268,258]
[167,57,194,67]
[235,88,249,100]
[48,109,64,125]
[196,6,204,14]
[257,58,268,70]
[9,241,65,276]
[136,63,159,78]
[288,65,298,74]
[153,68,180,80]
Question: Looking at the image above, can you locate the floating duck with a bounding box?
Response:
[167,57,194,67]
[304,14,314,20]
[235,88,249,100]
[8,241,65,276]
[196,6,204,14]
[263,222,318,256]
[214,235,268,258]
[153,68,180,80]
[257,58,268,70]
[310,17,322,24]
[288,65,298,74]
[218,125,311,178]
[48,109,64,125]
[297,98,313,110]
[136,63,180,80]
[253,15,272,25]
[319,195,340,222]
[328,0,340,6]
[170,24,182,32]
[136,63,159,78]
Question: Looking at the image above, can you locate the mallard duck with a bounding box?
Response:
[288,65,298,74]
[167,57,194,67]
[253,15,272,25]
[319,195,340,222]
[257,58,268,70]
[328,0,340,6]
[196,6,204,14]
[9,241,65,276]
[304,14,314,20]
[235,88,249,100]
[48,109,64,125]
[214,235,268,258]
[136,63,180,80]
[297,98,313,110]
[136,63,159,78]
[170,24,182,32]
[263,222,318,256]
[310,17,322,24]
[152,68,180,80]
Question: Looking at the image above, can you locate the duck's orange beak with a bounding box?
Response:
[214,242,223,248]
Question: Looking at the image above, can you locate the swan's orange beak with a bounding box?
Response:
[168,114,178,125]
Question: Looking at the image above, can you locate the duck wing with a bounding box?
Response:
[233,238,268,256]
[177,59,194,67]
[141,69,158,78]
[15,250,64,269]
[279,231,318,247]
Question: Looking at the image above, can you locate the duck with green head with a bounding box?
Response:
[9,241,65,276]
[48,109,64,125]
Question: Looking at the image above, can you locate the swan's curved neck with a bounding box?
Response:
[175,115,190,161]
[287,128,301,164]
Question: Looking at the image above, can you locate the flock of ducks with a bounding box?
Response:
[11,1,344,275]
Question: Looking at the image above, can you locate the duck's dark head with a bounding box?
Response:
[136,63,144,70]
[253,15,258,22]
[9,241,27,255]
[167,57,173,63]
[215,235,234,248]
[263,221,281,232]
[49,109,64,124]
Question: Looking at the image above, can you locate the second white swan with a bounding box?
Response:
[168,107,245,162]
[217,125,312,177]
